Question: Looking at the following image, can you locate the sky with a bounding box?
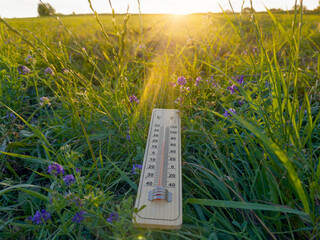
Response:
[0,0,318,18]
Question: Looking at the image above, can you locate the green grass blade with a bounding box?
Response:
[0,151,53,164]
[187,198,308,216]
[230,112,310,214]
[0,184,49,200]
[105,156,137,191]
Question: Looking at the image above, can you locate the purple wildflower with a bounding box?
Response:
[227,84,238,94]
[195,77,201,86]
[72,211,86,224]
[62,68,70,74]
[75,167,81,173]
[31,211,42,224]
[129,95,140,103]
[75,197,83,207]
[169,82,177,88]
[177,76,187,85]
[238,101,244,105]
[175,97,183,104]
[265,81,269,88]
[208,76,217,86]
[25,55,32,63]
[223,110,231,118]
[243,50,248,55]
[126,133,131,142]
[44,67,54,76]
[63,174,75,186]
[6,112,15,120]
[18,65,31,75]
[132,163,142,174]
[107,213,119,223]
[229,108,236,114]
[138,44,146,49]
[41,209,51,222]
[27,210,51,224]
[223,108,236,118]
[252,47,258,53]
[48,163,65,176]
[236,75,244,84]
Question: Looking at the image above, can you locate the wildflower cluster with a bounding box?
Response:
[126,133,131,141]
[6,112,16,120]
[26,163,89,226]
[40,159,121,229]
[236,75,244,84]
[47,163,77,188]
[223,75,246,116]
[129,95,140,103]
[169,76,191,96]
[205,76,218,87]
[195,77,201,86]
[132,163,142,174]
[62,68,70,74]
[227,75,244,94]
[48,162,65,176]
[223,108,236,118]
[72,211,87,224]
[63,174,75,186]
[171,75,219,90]
[169,82,176,87]
[107,213,119,223]
[18,65,31,75]
[44,67,54,76]
[25,55,33,63]
[177,76,187,85]
[227,84,238,94]
[17,55,66,78]
[27,209,51,224]
[169,74,244,119]
[169,75,221,106]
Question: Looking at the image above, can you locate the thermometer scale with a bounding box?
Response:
[133,109,182,229]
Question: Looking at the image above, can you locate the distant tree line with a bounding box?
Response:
[37,1,320,17]
[240,2,320,14]
[268,3,320,14]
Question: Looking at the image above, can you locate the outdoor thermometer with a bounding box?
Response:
[133,109,182,229]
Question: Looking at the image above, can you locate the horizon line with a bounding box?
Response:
[3,9,317,19]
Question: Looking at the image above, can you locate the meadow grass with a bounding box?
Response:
[0,4,320,239]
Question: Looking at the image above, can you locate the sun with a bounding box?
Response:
[160,1,197,15]
[171,6,193,15]
[172,9,192,15]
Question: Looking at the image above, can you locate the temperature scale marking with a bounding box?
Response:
[133,109,182,229]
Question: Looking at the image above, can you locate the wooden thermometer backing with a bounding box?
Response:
[133,109,182,229]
